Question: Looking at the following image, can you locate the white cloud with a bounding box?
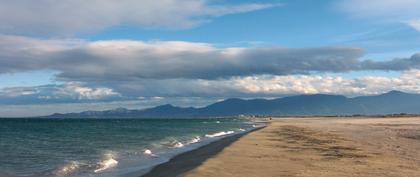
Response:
[408,19,420,31]
[0,82,120,102]
[337,0,420,31]
[0,0,278,36]
[1,70,420,106]
[227,70,420,96]
[58,82,120,100]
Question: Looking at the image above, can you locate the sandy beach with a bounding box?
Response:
[143,117,420,177]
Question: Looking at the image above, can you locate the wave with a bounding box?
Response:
[238,128,246,132]
[172,141,184,148]
[205,131,235,138]
[53,161,81,177]
[143,149,157,157]
[187,136,201,144]
[94,153,119,173]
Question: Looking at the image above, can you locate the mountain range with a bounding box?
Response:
[45,90,420,118]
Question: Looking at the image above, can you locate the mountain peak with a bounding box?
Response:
[108,108,131,114]
[153,104,176,109]
[113,107,128,111]
[384,90,407,95]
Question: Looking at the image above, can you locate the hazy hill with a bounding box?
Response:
[46,91,420,118]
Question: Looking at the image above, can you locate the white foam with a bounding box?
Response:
[205,131,234,138]
[54,161,81,177]
[143,149,157,157]
[216,121,221,124]
[187,136,201,144]
[94,154,118,173]
[173,142,184,148]
[238,128,246,131]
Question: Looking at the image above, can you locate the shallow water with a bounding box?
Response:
[0,118,257,177]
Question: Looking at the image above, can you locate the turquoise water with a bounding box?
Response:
[0,118,258,177]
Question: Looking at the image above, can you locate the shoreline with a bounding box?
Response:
[140,126,265,177]
[142,117,420,177]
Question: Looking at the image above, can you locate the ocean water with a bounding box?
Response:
[0,118,260,177]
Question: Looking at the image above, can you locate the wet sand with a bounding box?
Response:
[143,117,420,177]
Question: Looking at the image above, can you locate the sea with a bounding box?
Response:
[0,118,262,177]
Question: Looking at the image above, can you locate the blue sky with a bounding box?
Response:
[87,0,420,54]
[0,0,420,116]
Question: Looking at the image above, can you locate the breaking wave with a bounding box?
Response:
[143,149,157,157]
[172,141,184,148]
[53,161,81,177]
[187,136,201,144]
[205,131,235,138]
[94,153,118,173]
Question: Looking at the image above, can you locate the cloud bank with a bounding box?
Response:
[1,35,420,82]
[0,0,278,35]
[2,70,420,105]
[1,35,419,108]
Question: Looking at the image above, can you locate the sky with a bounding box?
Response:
[1,0,420,117]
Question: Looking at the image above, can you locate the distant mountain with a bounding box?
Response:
[45,91,420,118]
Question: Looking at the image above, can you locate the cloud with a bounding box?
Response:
[361,53,420,70]
[114,70,420,97]
[1,35,420,109]
[2,35,365,80]
[1,35,420,81]
[0,82,120,104]
[58,82,121,100]
[226,70,420,96]
[2,70,420,106]
[0,0,278,36]
[408,19,420,31]
[336,0,420,31]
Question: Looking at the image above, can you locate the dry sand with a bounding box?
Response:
[143,117,420,177]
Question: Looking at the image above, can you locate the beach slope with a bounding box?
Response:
[144,117,420,177]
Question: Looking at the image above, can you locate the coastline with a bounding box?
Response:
[140,126,265,177]
[143,117,420,177]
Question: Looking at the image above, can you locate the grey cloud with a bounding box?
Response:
[55,46,365,80]
[0,35,368,80]
[361,53,420,70]
[1,35,419,81]
[0,0,278,36]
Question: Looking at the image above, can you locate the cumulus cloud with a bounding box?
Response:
[1,35,419,108]
[0,0,278,35]
[0,82,120,104]
[112,70,420,97]
[336,0,420,31]
[2,70,420,105]
[226,70,420,96]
